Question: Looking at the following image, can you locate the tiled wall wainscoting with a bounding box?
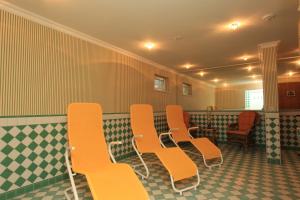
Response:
[0,116,68,199]
[0,110,299,199]
[280,112,300,150]
[265,112,281,164]
[0,113,169,199]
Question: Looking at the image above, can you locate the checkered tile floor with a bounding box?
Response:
[11,144,300,200]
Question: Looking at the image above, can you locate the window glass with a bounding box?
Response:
[245,89,263,110]
[154,75,167,92]
[182,83,192,96]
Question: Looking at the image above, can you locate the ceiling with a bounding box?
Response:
[4,0,300,85]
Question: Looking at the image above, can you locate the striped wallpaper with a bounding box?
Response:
[258,42,280,112]
[0,9,214,116]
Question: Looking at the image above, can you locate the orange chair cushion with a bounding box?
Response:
[68,103,111,173]
[166,105,222,160]
[191,138,221,160]
[238,111,256,131]
[130,104,198,181]
[183,112,190,128]
[86,164,149,200]
[130,104,165,153]
[155,147,198,182]
[166,105,192,142]
[68,103,149,200]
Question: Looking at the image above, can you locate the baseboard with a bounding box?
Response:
[0,174,68,200]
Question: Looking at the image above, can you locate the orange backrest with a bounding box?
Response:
[166,105,191,142]
[130,104,162,153]
[238,111,256,131]
[67,103,111,173]
[183,112,190,128]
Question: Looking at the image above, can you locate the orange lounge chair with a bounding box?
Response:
[130,104,200,195]
[65,103,149,200]
[166,105,223,169]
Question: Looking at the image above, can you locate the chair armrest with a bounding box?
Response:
[108,141,123,163]
[169,128,179,132]
[110,141,123,145]
[131,134,144,145]
[159,132,172,148]
[188,126,199,131]
[159,132,171,139]
[133,134,143,138]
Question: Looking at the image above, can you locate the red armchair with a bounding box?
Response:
[226,111,257,149]
[183,111,190,128]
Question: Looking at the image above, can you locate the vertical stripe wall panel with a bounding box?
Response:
[0,9,214,116]
[258,43,279,112]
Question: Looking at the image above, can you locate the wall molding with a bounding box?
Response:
[258,40,281,49]
[0,0,214,88]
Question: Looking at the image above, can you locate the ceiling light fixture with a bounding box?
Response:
[247,66,252,72]
[183,63,195,69]
[199,71,205,77]
[229,21,241,30]
[144,42,156,50]
[243,56,249,61]
[288,71,294,77]
[223,83,228,87]
[213,78,219,83]
[251,74,256,79]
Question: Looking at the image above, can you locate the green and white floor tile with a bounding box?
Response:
[11,145,300,200]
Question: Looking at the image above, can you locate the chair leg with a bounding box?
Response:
[131,137,150,179]
[170,170,200,195]
[65,150,79,200]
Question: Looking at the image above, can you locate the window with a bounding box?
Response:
[245,89,263,110]
[182,83,192,96]
[154,75,167,92]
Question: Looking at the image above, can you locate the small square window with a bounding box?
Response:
[154,75,167,92]
[182,83,192,96]
[245,89,263,110]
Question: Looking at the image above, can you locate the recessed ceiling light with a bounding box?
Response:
[144,42,156,50]
[236,54,254,62]
[251,74,256,79]
[212,78,219,83]
[183,63,194,69]
[223,83,228,87]
[288,71,294,77]
[198,71,205,77]
[247,66,252,72]
[229,21,241,30]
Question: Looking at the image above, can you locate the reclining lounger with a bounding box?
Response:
[166,105,223,169]
[65,103,149,200]
[130,104,200,195]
